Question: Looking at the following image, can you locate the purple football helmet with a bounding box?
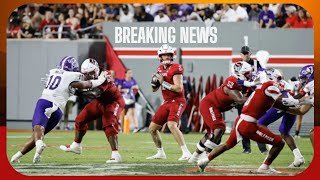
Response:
[58,56,79,72]
[299,65,314,85]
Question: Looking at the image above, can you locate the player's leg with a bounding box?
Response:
[310,128,314,148]
[102,100,124,163]
[189,100,213,163]
[60,100,100,154]
[246,122,284,173]
[257,108,285,154]
[295,115,303,139]
[197,117,240,172]
[146,104,169,159]
[279,114,304,167]
[203,106,226,153]
[167,100,191,160]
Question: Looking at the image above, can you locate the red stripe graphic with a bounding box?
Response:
[232,58,313,64]
[115,50,157,56]
[181,50,232,56]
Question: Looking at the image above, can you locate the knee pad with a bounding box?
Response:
[104,125,118,137]
[204,140,218,149]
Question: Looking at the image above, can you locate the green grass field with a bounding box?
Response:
[7,130,313,176]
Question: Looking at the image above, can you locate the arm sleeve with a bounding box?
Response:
[172,64,184,75]
[264,85,281,100]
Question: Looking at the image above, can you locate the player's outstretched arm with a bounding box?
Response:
[71,71,108,89]
[285,104,313,116]
[225,88,248,104]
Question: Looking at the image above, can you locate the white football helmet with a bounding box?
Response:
[233,61,253,80]
[265,68,283,83]
[81,58,100,79]
[157,44,174,65]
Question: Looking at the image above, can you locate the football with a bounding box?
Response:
[151,74,161,88]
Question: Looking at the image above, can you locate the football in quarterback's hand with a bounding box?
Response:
[151,74,161,88]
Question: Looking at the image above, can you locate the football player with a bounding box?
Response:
[188,61,254,163]
[10,56,108,163]
[147,44,192,160]
[198,68,291,174]
[279,65,314,148]
[59,58,125,163]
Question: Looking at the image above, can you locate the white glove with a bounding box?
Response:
[282,97,299,106]
[91,71,108,88]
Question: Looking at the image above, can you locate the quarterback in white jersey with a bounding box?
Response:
[10,56,108,164]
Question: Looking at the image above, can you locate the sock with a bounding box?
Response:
[35,140,43,147]
[112,150,120,157]
[181,144,190,155]
[263,159,271,166]
[295,130,300,136]
[13,151,23,160]
[71,141,81,147]
[260,163,269,169]
[293,148,303,159]
[157,147,164,154]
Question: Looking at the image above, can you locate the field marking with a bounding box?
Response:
[11,163,304,176]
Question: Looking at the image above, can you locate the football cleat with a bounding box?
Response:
[257,165,281,174]
[188,152,200,163]
[197,158,210,172]
[178,152,192,161]
[59,144,82,154]
[33,141,46,163]
[33,153,42,164]
[146,153,167,160]
[10,157,20,163]
[106,153,122,163]
[289,157,305,168]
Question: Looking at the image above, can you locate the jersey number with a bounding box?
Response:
[227,81,234,89]
[45,75,62,90]
[244,91,255,107]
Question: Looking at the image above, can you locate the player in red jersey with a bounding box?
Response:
[147,44,192,160]
[198,68,288,174]
[60,58,125,163]
[188,61,254,163]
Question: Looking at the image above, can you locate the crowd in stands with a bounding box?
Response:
[7,4,313,39]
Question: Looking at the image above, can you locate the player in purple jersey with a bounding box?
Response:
[10,56,108,164]
[258,91,304,168]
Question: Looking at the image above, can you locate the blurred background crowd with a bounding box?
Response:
[7,3,313,39]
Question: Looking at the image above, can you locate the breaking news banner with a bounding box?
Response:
[2,2,317,180]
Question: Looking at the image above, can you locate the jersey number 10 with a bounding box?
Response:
[45,75,62,90]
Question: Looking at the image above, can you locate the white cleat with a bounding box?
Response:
[106,154,122,163]
[33,142,46,163]
[10,157,20,163]
[59,144,82,154]
[146,153,167,160]
[289,157,305,168]
[188,152,200,163]
[197,158,210,172]
[257,166,281,174]
[33,153,42,164]
[178,152,192,161]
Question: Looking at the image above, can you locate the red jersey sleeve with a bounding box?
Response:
[171,64,184,75]
[223,76,239,90]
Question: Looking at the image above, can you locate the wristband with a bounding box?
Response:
[162,81,172,90]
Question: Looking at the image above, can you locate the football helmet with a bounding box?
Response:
[157,44,174,66]
[299,65,314,85]
[81,58,100,79]
[265,68,283,83]
[233,61,253,80]
[58,56,79,72]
